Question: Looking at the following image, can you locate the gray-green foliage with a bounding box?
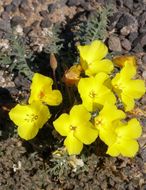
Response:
[44,24,64,54]
[74,4,114,44]
[0,34,34,80]
[48,152,70,177]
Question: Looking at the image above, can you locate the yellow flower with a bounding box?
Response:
[53,104,98,155]
[29,73,62,106]
[9,101,51,140]
[77,40,113,76]
[106,119,142,157]
[78,73,116,112]
[94,102,126,146]
[112,63,145,111]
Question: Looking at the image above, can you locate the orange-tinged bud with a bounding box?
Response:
[113,55,136,68]
[63,64,83,86]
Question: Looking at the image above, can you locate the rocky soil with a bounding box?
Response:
[0,0,146,189]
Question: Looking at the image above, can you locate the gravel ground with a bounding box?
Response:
[0,0,146,189]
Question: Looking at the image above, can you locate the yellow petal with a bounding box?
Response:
[106,144,120,157]
[9,104,34,128]
[78,40,108,64]
[17,123,39,140]
[74,122,98,144]
[43,90,63,106]
[78,77,98,111]
[125,80,145,99]
[121,93,135,111]
[107,138,140,157]
[117,139,139,157]
[70,104,91,126]
[116,118,142,139]
[94,72,109,84]
[111,73,121,93]
[99,127,117,146]
[53,113,70,136]
[85,59,114,76]
[29,73,53,104]
[99,102,126,123]
[120,63,137,80]
[33,101,51,129]
[94,86,116,108]
[64,132,83,155]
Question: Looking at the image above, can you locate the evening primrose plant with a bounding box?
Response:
[9,40,145,158]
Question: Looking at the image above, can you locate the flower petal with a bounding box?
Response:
[53,113,70,136]
[70,104,91,126]
[17,123,39,140]
[78,77,98,111]
[120,63,137,80]
[106,144,120,157]
[99,102,126,123]
[94,86,116,108]
[99,127,117,146]
[116,118,142,139]
[29,73,53,104]
[85,59,114,76]
[44,90,63,106]
[121,93,135,111]
[94,72,109,84]
[64,132,83,155]
[125,80,145,99]
[107,139,139,157]
[32,101,51,129]
[78,40,108,64]
[117,139,139,157]
[9,104,34,128]
[74,122,98,144]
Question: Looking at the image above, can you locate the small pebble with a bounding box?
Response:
[48,3,57,13]
[4,4,17,13]
[128,32,138,43]
[123,0,133,9]
[142,70,146,79]
[40,19,52,28]
[116,13,137,29]
[140,34,146,47]
[0,20,11,32]
[15,25,23,35]
[39,10,49,17]
[121,38,131,51]
[11,16,25,27]
[141,94,146,104]
[108,36,122,52]
[12,0,23,7]
[142,55,146,64]
[120,26,131,36]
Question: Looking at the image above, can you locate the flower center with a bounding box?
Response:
[39,91,45,99]
[114,81,124,91]
[70,125,77,131]
[95,118,103,127]
[89,90,97,98]
[24,113,38,123]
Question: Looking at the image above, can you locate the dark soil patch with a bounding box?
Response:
[0,0,146,189]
